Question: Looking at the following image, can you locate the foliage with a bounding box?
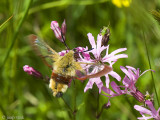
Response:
[0,0,160,120]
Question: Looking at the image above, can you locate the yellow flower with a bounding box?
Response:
[112,0,131,8]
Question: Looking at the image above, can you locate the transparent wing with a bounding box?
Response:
[75,63,112,81]
[28,35,60,69]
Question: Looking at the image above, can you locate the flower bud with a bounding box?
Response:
[103,101,111,109]
[100,26,110,46]
[51,21,63,42]
[23,65,43,79]
[61,19,66,36]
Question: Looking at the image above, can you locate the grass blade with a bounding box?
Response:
[1,0,33,67]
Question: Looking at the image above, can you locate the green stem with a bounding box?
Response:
[73,80,77,120]
[96,88,100,120]
[1,0,33,67]
[61,96,73,119]
[142,31,160,106]
[96,104,104,119]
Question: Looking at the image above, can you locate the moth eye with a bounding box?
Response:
[66,64,71,68]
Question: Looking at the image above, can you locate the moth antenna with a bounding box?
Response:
[83,48,93,52]
[73,48,94,53]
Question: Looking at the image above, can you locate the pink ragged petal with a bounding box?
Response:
[127,69,137,82]
[134,105,152,115]
[105,74,110,88]
[125,66,139,80]
[59,50,69,56]
[105,45,109,56]
[122,76,131,87]
[110,81,122,94]
[109,48,127,56]
[99,46,108,57]
[87,33,96,49]
[134,69,140,81]
[94,78,103,93]
[96,34,102,56]
[120,66,133,80]
[102,86,115,96]
[84,78,94,92]
[145,100,157,116]
[103,54,128,62]
[137,116,153,120]
[126,66,137,73]
[109,71,121,81]
[84,77,103,93]
[102,86,123,98]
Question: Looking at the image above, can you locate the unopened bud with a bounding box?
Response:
[61,19,66,36]
[100,26,110,46]
[51,21,63,42]
[23,65,43,79]
[103,101,111,109]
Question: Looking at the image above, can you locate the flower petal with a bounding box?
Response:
[84,77,103,93]
[105,74,110,88]
[145,100,157,116]
[84,78,95,92]
[111,81,122,94]
[109,71,121,81]
[109,48,127,56]
[103,54,128,62]
[120,66,133,80]
[87,33,96,49]
[96,34,102,57]
[134,105,152,115]
[102,86,116,96]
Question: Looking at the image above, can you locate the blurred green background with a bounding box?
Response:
[0,0,160,120]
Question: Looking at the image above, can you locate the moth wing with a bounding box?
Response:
[75,63,112,81]
[28,35,60,69]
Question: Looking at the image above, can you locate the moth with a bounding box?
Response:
[29,35,112,97]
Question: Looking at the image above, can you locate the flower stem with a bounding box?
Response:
[73,80,77,120]
[142,31,160,106]
[96,104,105,119]
[96,88,100,120]
[61,96,73,119]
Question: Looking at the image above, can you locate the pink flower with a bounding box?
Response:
[23,65,43,78]
[134,100,160,120]
[102,81,126,98]
[58,50,69,56]
[74,47,91,61]
[102,66,153,103]
[81,33,128,93]
[51,20,66,42]
[120,66,154,102]
[58,47,90,60]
